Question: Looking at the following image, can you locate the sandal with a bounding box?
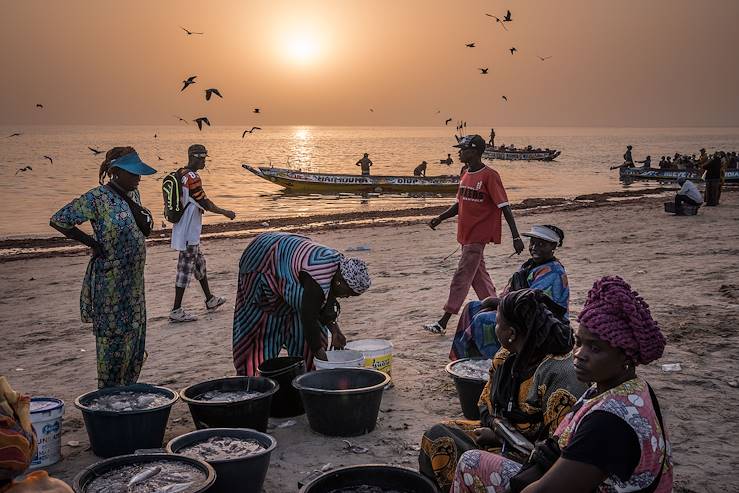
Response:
[423,322,446,335]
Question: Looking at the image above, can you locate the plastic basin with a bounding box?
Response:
[300,464,438,493]
[167,428,276,493]
[445,359,490,420]
[180,377,278,432]
[314,350,365,370]
[74,384,178,458]
[72,453,215,493]
[258,357,305,418]
[292,368,390,437]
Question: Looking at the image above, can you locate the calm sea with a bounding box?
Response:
[1,125,737,239]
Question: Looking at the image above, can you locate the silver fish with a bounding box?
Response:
[127,465,162,489]
[156,482,193,493]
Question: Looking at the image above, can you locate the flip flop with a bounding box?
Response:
[423,322,446,335]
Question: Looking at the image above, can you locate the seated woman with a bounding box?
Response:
[450,225,568,361]
[419,289,587,493]
[452,276,672,493]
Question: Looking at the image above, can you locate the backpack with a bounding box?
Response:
[162,170,189,223]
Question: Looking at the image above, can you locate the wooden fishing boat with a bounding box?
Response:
[482,148,561,161]
[619,167,739,184]
[242,164,460,193]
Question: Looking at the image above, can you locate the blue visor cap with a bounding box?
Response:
[109,152,157,175]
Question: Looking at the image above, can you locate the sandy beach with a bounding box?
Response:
[2,190,738,492]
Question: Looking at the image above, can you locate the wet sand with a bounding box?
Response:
[2,190,738,492]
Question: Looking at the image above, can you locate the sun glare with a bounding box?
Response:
[284,33,320,65]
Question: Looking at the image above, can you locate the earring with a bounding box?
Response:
[508,338,514,343]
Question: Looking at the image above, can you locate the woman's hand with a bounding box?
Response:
[314,348,327,362]
[90,240,105,259]
[428,216,442,230]
[472,427,498,447]
[479,297,500,312]
[331,330,347,350]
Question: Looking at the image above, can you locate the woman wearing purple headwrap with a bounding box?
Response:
[451,276,673,493]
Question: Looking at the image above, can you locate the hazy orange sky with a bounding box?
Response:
[2,0,738,127]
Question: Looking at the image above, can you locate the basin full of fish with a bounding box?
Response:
[193,390,262,403]
[85,391,172,412]
[85,460,205,493]
[449,359,492,381]
[178,436,266,461]
[329,487,411,493]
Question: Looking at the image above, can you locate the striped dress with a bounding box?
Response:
[233,233,343,376]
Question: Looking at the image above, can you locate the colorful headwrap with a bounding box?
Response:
[339,257,371,295]
[578,276,665,365]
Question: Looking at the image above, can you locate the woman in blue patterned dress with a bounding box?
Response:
[50,147,156,388]
[450,225,569,360]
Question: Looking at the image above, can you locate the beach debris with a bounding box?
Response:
[636,270,647,275]
[80,349,86,352]
[661,363,682,372]
[449,359,492,381]
[346,245,371,252]
[342,439,369,454]
[275,419,296,429]
[178,436,265,461]
[127,465,162,489]
[181,75,197,91]
[727,380,738,388]
[204,88,222,101]
[321,463,333,472]
[86,391,170,412]
[260,221,270,227]
[86,460,204,493]
[67,440,81,447]
[194,389,262,402]
[15,368,24,372]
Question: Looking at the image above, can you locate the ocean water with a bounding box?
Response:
[1,125,737,239]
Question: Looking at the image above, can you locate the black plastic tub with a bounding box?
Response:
[300,464,438,493]
[258,356,305,417]
[167,428,276,493]
[180,377,279,432]
[445,358,489,420]
[72,453,216,493]
[74,384,178,458]
[293,368,390,437]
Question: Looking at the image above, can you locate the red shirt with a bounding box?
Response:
[456,165,509,245]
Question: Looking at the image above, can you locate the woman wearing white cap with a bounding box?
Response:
[233,232,371,376]
[50,147,156,388]
[450,225,569,360]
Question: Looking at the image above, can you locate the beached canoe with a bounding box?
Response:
[619,167,739,184]
[482,148,561,161]
[242,164,460,193]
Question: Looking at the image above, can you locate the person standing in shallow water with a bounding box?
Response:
[50,147,156,388]
[356,153,372,176]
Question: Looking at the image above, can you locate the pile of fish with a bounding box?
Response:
[85,460,205,493]
[329,487,410,493]
[194,389,262,402]
[85,391,171,412]
[178,436,265,461]
[449,359,492,381]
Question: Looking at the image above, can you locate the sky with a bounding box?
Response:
[2,0,738,127]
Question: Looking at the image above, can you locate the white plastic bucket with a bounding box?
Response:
[29,397,65,470]
[346,339,393,382]
[314,349,365,370]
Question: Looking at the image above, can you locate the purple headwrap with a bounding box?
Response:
[578,276,665,365]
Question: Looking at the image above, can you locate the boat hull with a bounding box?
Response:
[619,167,739,184]
[242,165,460,193]
[483,149,560,161]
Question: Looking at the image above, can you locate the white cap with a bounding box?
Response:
[521,225,562,244]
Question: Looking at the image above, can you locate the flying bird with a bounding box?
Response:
[36,104,44,109]
[153,133,157,138]
[43,155,53,165]
[537,55,553,61]
[503,10,512,22]
[241,127,262,138]
[174,115,189,125]
[465,42,476,48]
[15,166,32,174]
[194,117,211,131]
[88,146,104,155]
[501,95,508,102]
[445,118,453,125]
[181,27,203,35]
[509,47,517,55]
[157,155,164,161]
[479,68,489,74]
[253,108,261,114]
[205,88,222,101]
[181,76,197,91]
[484,13,508,30]
[6,133,21,138]
[369,108,374,112]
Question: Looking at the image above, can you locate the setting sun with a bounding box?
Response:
[284,33,320,65]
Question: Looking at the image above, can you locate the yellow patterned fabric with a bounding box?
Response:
[0,378,36,492]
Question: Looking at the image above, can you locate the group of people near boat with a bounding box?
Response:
[24,134,673,492]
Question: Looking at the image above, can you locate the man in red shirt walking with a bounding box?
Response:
[424,134,524,333]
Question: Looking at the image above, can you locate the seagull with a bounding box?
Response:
[15,166,32,174]
[509,47,517,55]
[157,155,164,161]
[6,133,21,138]
[88,146,104,155]
[36,104,44,109]
[445,118,453,125]
[501,95,508,102]
[253,108,261,114]
[465,42,476,48]
[194,117,211,131]
[537,55,553,61]
[43,155,53,165]
[484,13,508,30]
[174,115,189,125]
[369,108,374,112]
[503,10,512,22]
[181,76,197,92]
[181,27,203,35]
[205,88,222,101]
[153,133,157,138]
[242,127,262,138]
[479,68,489,74]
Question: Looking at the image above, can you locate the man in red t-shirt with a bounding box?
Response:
[424,134,524,334]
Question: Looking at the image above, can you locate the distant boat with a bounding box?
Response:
[483,147,561,161]
[242,164,460,193]
[619,167,739,184]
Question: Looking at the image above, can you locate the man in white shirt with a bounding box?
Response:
[674,177,703,209]
[169,144,236,322]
